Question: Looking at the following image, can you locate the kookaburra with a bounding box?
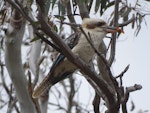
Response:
[32,18,123,98]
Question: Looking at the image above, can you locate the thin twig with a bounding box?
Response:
[122,84,142,113]
[92,93,101,113]
[57,21,80,27]
[79,26,118,88]
[116,65,130,79]
[76,0,89,19]
[1,74,20,113]
[79,26,120,112]
[36,1,118,110]
[66,0,76,31]
[34,31,61,52]
[118,16,135,27]
[5,0,61,52]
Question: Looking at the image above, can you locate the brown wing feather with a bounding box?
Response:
[32,75,52,98]
[32,32,81,98]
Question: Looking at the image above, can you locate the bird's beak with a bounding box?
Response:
[104,26,124,34]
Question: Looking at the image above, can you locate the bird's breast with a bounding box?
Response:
[72,32,105,63]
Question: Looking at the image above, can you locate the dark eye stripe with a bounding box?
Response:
[97,22,106,26]
[86,24,96,29]
[86,21,106,29]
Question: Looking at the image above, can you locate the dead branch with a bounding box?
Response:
[122,84,142,113]
[35,1,119,112]
[1,71,20,113]
[116,65,130,79]
[5,0,61,53]
[118,15,135,27]
[92,93,101,113]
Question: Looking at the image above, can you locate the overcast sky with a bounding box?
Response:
[113,15,150,112]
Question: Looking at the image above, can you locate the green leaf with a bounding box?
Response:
[0,36,4,50]
[100,0,107,15]
[132,17,135,29]
[45,0,51,15]
[123,8,131,22]
[106,1,115,8]
[51,0,57,9]
[134,13,144,36]
[34,21,40,26]
[119,7,126,17]
[58,1,66,16]
[53,25,58,32]
[95,0,101,13]
[30,36,40,42]
[135,25,141,36]
[81,0,86,3]
[54,15,65,20]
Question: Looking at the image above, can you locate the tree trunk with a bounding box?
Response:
[5,10,35,113]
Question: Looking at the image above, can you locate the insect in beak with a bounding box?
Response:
[103,26,124,34]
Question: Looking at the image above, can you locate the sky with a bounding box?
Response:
[113,15,150,112]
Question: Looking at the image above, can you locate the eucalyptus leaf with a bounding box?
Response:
[100,0,107,15]
[135,25,141,36]
[123,8,131,22]
[53,25,58,32]
[81,0,86,3]
[132,18,135,29]
[95,0,101,13]
[52,0,57,9]
[106,1,115,8]
[30,36,40,42]
[45,0,51,15]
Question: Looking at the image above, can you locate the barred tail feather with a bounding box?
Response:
[32,76,52,98]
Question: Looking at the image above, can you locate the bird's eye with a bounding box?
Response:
[97,22,106,26]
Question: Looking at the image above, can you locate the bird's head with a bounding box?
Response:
[82,18,123,34]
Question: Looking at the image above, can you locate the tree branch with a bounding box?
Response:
[35,1,118,112]
[92,93,101,113]
[76,0,89,19]
[5,0,61,52]
[66,0,76,31]
[122,84,142,113]
[5,8,35,113]
[116,65,130,79]
[118,15,135,27]
[1,73,20,113]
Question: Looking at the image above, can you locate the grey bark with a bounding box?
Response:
[5,12,35,113]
